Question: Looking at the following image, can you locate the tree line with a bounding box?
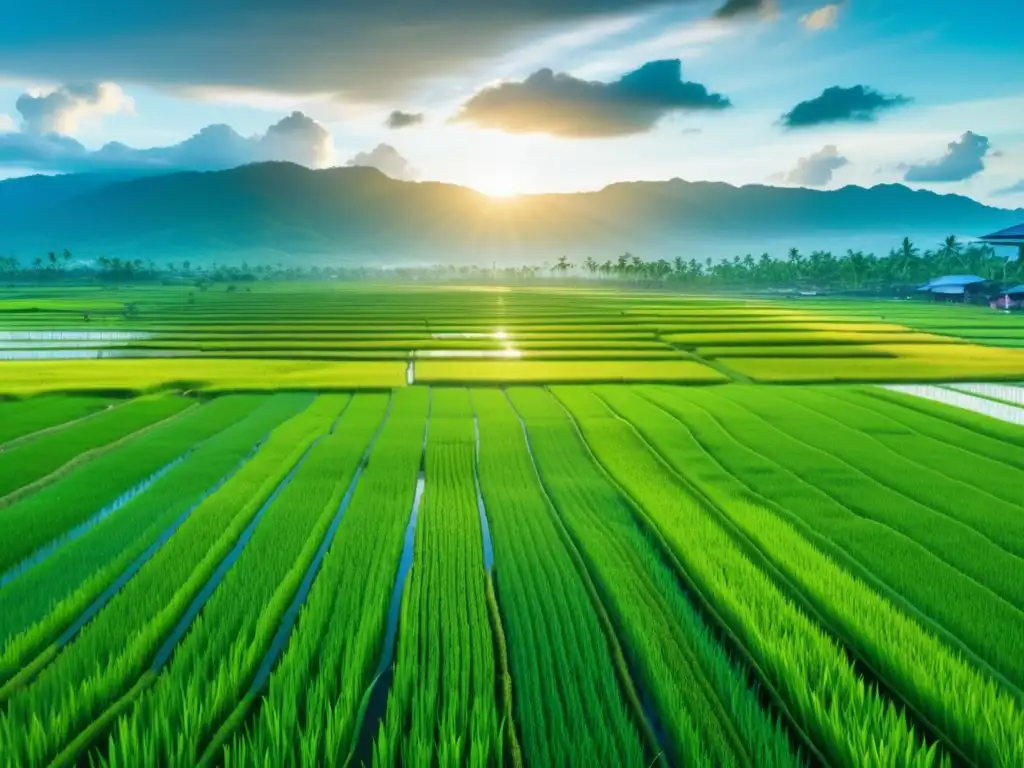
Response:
[1,235,1021,291]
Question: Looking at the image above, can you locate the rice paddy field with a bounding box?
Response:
[2,282,1024,767]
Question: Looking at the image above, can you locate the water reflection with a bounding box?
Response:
[414,349,522,359]
[0,349,190,360]
[0,331,151,342]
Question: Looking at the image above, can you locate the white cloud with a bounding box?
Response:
[772,144,849,186]
[0,114,14,133]
[0,111,334,173]
[800,4,842,31]
[346,143,418,180]
[16,83,133,135]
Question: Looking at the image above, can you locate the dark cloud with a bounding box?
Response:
[776,144,849,186]
[386,110,425,129]
[0,1,715,100]
[902,131,991,183]
[455,59,730,137]
[994,179,1024,197]
[15,82,131,134]
[346,143,417,180]
[781,85,910,128]
[713,0,770,19]
[0,111,333,172]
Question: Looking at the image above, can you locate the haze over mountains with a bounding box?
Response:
[1,162,1021,266]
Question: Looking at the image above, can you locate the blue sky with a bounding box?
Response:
[0,0,1021,204]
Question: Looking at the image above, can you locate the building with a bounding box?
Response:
[980,223,1024,262]
[916,274,988,302]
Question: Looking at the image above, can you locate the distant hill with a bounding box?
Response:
[1,162,1021,264]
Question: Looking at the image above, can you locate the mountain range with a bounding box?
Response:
[1,162,1021,265]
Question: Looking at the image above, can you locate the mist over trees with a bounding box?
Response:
[1,235,1021,292]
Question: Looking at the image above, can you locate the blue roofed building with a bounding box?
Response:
[980,223,1024,262]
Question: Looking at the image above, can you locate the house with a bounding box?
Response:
[916,275,988,302]
[990,283,1024,310]
[980,223,1024,262]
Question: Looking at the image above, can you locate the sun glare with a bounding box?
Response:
[472,165,533,198]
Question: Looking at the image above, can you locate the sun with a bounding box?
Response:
[471,165,532,199]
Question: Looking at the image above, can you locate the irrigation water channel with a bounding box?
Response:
[348,392,437,766]
[0,437,269,699]
[0,453,190,589]
[195,394,397,764]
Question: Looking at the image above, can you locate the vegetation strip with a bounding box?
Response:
[495,388,663,766]
[0,395,302,682]
[0,396,340,768]
[0,395,113,448]
[346,390,431,767]
[612,385,1024,766]
[0,395,266,574]
[0,441,265,701]
[712,388,1024,616]
[551,386,943,768]
[214,387,429,767]
[0,454,188,590]
[371,388,504,766]
[600,388,974,766]
[510,387,808,767]
[195,393,395,765]
[664,386,1024,691]
[0,395,193,506]
[92,395,391,768]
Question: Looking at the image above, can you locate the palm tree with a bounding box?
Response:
[937,235,964,271]
[895,237,919,281]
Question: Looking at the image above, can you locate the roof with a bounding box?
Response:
[930,284,971,295]
[918,274,986,290]
[980,223,1024,244]
[1002,284,1024,294]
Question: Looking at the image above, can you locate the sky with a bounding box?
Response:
[0,0,1022,205]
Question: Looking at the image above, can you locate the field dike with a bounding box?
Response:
[546,390,828,767]
[0,398,127,453]
[0,453,189,590]
[0,439,267,700]
[470,401,524,768]
[46,404,348,768]
[195,395,395,766]
[346,391,431,767]
[504,390,669,768]
[586,390,971,767]
[0,400,200,510]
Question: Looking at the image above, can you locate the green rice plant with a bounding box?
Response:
[549,386,945,768]
[504,387,801,768]
[470,389,646,766]
[777,386,1024,509]
[0,395,268,574]
[215,387,428,767]
[0,394,113,445]
[604,384,1024,767]
[636,385,1024,686]
[0,395,345,768]
[95,394,390,767]
[709,386,1024,608]
[863,386,1024,450]
[0,395,192,502]
[373,389,503,767]
[0,394,307,679]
